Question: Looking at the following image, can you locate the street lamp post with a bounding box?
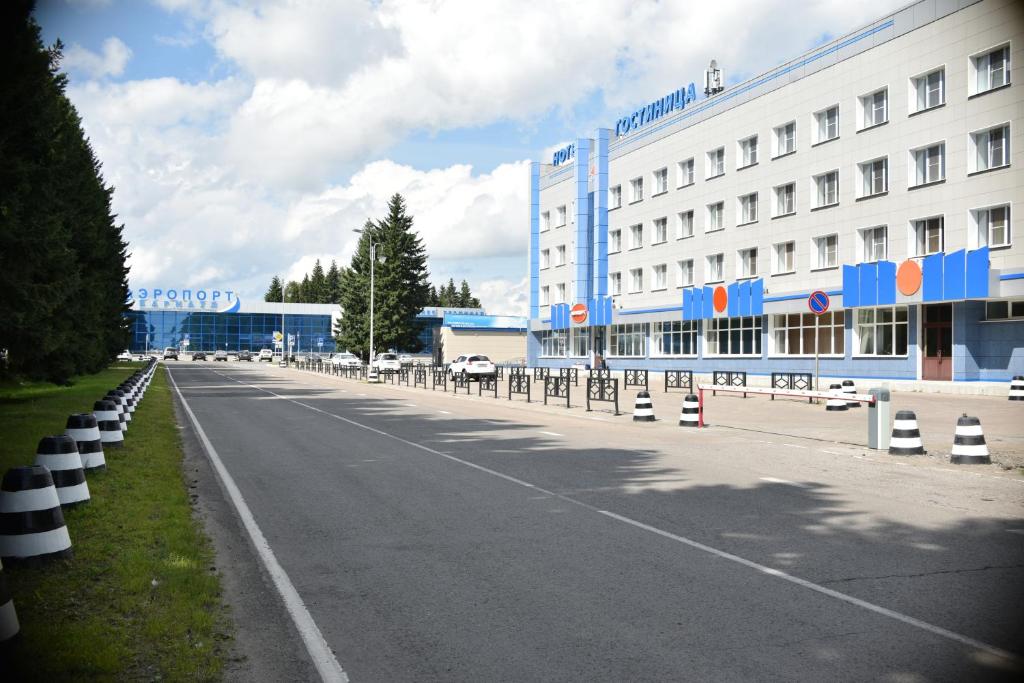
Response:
[353,229,377,366]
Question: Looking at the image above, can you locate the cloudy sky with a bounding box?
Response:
[36,0,904,314]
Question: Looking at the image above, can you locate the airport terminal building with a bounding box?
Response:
[528,0,1023,382]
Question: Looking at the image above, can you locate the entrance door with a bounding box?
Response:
[922,304,952,381]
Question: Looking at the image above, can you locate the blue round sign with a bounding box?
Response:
[808,290,830,315]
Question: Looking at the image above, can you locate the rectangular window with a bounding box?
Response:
[609,185,622,209]
[540,248,550,269]
[971,45,1010,95]
[556,205,566,226]
[985,300,1024,321]
[677,158,695,187]
[972,205,1011,249]
[859,225,887,262]
[609,228,622,253]
[555,244,566,266]
[540,330,567,357]
[706,253,724,283]
[814,234,838,269]
[608,323,647,357]
[705,316,762,356]
[652,264,667,290]
[541,211,550,231]
[707,147,725,178]
[630,177,644,203]
[859,157,888,197]
[773,241,795,274]
[814,170,839,207]
[629,268,643,293]
[971,125,1010,172]
[652,320,698,356]
[814,106,839,143]
[555,283,566,303]
[859,89,888,129]
[771,311,845,356]
[610,272,622,296]
[911,216,944,256]
[774,182,795,217]
[570,328,591,357]
[911,143,945,186]
[911,68,944,112]
[676,259,694,287]
[706,201,724,232]
[856,306,909,356]
[676,210,694,239]
[738,192,758,224]
[653,167,668,195]
[540,285,550,306]
[738,247,758,278]
[653,217,667,244]
[774,121,796,156]
[738,135,758,168]
[629,223,643,249]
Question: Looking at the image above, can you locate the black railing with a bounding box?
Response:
[478,375,499,398]
[771,372,813,402]
[664,370,693,392]
[452,372,472,394]
[432,369,447,391]
[712,371,747,397]
[544,376,570,408]
[533,367,550,381]
[586,377,619,415]
[624,368,648,390]
[589,368,611,380]
[413,368,428,389]
[559,367,579,386]
[397,367,410,386]
[508,374,531,402]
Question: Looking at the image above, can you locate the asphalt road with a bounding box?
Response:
[168,363,1024,681]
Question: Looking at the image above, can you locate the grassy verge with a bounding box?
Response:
[0,364,228,680]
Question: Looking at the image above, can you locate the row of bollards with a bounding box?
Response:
[0,359,157,645]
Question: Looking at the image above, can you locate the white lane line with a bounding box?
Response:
[217,371,1019,664]
[539,431,563,437]
[438,410,452,414]
[1007,529,1024,536]
[782,443,808,449]
[167,369,348,683]
[759,477,809,489]
[405,404,417,407]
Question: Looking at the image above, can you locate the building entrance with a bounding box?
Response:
[922,304,953,381]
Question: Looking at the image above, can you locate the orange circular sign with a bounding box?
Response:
[896,259,923,295]
[713,286,728,313]
[570,303,588,324]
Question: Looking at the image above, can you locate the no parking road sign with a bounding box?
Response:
[808,290,830,316]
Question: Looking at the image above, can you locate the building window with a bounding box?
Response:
[738,247,758,279]
[859,225,887,262]
[911,68,944,113]
[677,158,695,187]
[706,201,724,232]
[773,121,796,157]
[540,248,550,269]
[652,264,667,290]
[910,143,945,186]
[911,216,944,257]
[814,105,839,143]
[555,244,566,266]
[610,272,622,296]
[813,170,839,207]
[653,217,668,244]
[609,323,647,357]
[540,330,566,357]
[609,229,622,253]
[970,124,1010,173]
[738,135,758,168]
[556,205,566,226]
[972,205,1011,249]
[629,268,643,293]
[985,300,1024,321]
[555,283,566,303]
[706,253,724,283]
[774,182,795,217]
[856,306,909,356]
[773,241,795,274]
[859,157,888,197]
[676,259,694,287]
[970,44,1010,95]
[859,88,887,129]
[814,234,838,269]
[609,185,622,209]
[707,147,725,178]
[629,177,644,203]
[629,223,643,249]
[652,320,698,356]
[570,329,591,357]
[771,311,845,356]
[540,285,550,306]
[706,316,762,356]
[541,211,550,231]
[738,192,758,224]
[676,210,694,239]
[653,167,668,195]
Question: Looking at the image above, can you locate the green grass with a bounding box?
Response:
[0,364,229,681]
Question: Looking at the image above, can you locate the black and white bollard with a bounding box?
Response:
[0,558,19,644]
[950,415,990,465]
[825,384,848,411]
[0,466,73,566]
[368,368,380,384]
[104,390,129,431]
[678,394,700,427]
[889,410,925,455]
[34,435,90,507]
[1010,376,1024,401]
[842,379,859,407]
[633,391,655,422]
[98,419,124,448]
[65,414,106,472]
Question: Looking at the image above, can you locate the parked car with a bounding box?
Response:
[372,353,402,372]
[116,349,133,361]
[192,351,207,361]
[163,347,179,360]
[330,352,362,367]
[258,349,273,362]
[398,354,413,366]
[214,350,228,361]
[238,350,253,362]
[448,354,496,380]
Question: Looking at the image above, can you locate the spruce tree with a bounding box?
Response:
[374,194,431,351]
[299,274,312,302]
[265,276,283,302]
[458,280,473,308]
[310,259,327,303]
[325,260,341,303]
[283,280,300,303]
[336,220,375,358]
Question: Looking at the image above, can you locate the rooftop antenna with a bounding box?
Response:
[704,59,724,97]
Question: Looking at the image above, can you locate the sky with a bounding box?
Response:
[34,0,906,315]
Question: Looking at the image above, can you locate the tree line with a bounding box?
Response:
[0,1,131,384]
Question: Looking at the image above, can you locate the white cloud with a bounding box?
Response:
[62,37,132,78]
[476,277,528,317]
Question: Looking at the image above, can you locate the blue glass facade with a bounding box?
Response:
[127,310,336,354]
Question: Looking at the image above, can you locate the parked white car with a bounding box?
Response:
[116,349,134,361]
[447,354,496,380]
[398,354,413,365]
[372,353,402,372]
[330,352,362,367]
[258,348,274,362]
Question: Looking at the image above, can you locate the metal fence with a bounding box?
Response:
[558,367,579,386]
[712,370,747,397]
[533,367,549,381]
[664,370,693,393]
[624,368,648,390]
[432,369,447,391]
[508,374,531,402]
[413,367,428,389]
[452,372,472,394]
[589,368,611,380]
[478,375,498,398]
[771,372,813,402]
[586,377,619,415]
[544,376,570,408]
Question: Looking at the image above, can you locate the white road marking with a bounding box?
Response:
[438,410,452,414]
[405,404,417,407]
[1007,529,1024,536]
[782,443,808,449]
[539,431,563,437]
[821,449,843,455]
[759,477,809,489]
[167,369,348,683]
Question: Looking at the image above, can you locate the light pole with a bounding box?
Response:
[353,229,377,366]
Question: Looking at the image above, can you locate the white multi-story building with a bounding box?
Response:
[529,0,1023,382]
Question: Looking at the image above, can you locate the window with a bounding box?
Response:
[540,285,550,306]
[540,330,566,357]
[677,158,695,187]
[859,89,887,129]
[652,264,667,290]
[653,217,667,244]
[970,125,1010,173]
[707,147,725,178]
[814,234,838,269]
[855,306,909,356]
[910,143,945,186]
[541,211,550,231]
[971,45,1010,95]
[771,312,845,356]
[609,323,647,357]
[609,185,622,209]
[653,167,668,195]
[738,247,758,279]
[652,321,698,356]
[676,259,694,287]
[555,244,566,266]
[738,192,758,224]
[774,182,795,217]
[985,300,1024,321]
[706,201,724,232]
[972,205,1011,249]
[629,223,643,249]
[540,248,550,269]
[813,170,839,207]
[911,68,944,112]
[570,329,590,357]
[738,135,758,168]
[676,210,694,239]
[859,158,888,197]
[609,229,622,253]
[705,316,762,356]
[706,253,724,283]
[610,272,622,296]
[859,226,887,262]
[630,177,644,203]
[555,205,566,226]
[773,241,795,274]
[773,121,796,156]
[629,268,643,293]
[555,283,566,303]
[814,106,839,143]
[911,217,944,256]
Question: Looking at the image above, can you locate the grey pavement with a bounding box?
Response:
[168,362,1024,681]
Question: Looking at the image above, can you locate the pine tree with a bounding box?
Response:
[442,278,457,307]
[299,274,312,302]
[336,220,375,358]
[265,276,283,302]
[283,280,300,303]
[428,285,439,307]
[310,259,327,303]
[458,280,473,308]
[325,260,341,304]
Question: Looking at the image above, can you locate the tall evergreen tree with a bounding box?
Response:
[283,280,300,303]
[299,274,312,302]
[457,280,473,307]
[325,260,341,303]
[310,259,327,303]
[264,276,283,302]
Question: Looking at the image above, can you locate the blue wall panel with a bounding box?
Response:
[738,280,751,316]
[727,283,739,318]
[593,129,610,297]
[529,162,540,319]
[702,286,714,319]
[574,138,592,303]
[683,288,693,321]
[943,249,965,301]
[922,253,943,302]
[842,265,859,308]
[877,261,896,305]
[858,262,877,307]
[966,246,990,299]
[751,279,764,316]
